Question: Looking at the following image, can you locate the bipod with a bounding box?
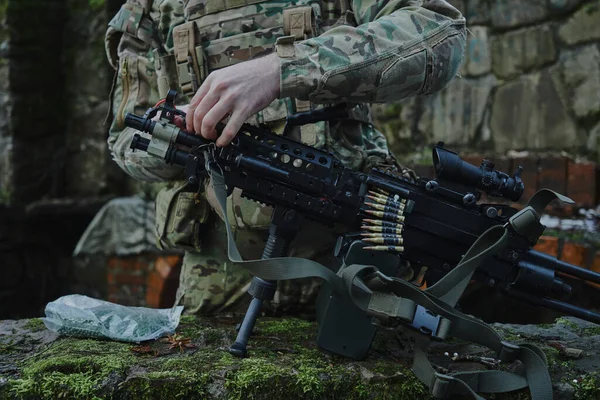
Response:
[229,205,303,357]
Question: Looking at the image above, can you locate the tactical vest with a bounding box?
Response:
[108,0,371,149]
[105,0,401,242]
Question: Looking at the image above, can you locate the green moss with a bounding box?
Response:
[0,317,435,399]
[498,328,522,342]
[258,318,312,335]
[6,338,135,399]
[582,326,600,336]
[120,373,209,400]
[226,358,294,399]
[544,346,562,368]
[158,349,222,373]
[179,315,197,325]
[256,317,315,341]
[573,372,600,400]
[88,0,104,9]
[23,318,46,333]
[0,338,19,354]
[177,316,230,346]
[555,317,580,332]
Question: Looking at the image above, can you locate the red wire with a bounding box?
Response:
[154,99,166,108]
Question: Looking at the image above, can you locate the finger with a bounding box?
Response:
[185,80,211,132]
[192,91,220,137]
[174,115,186,129]
[200,100,232,141]
[216,110,247,147]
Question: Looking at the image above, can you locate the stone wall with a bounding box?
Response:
[374,0,600,164]
[0,0,10,203]
[0,0,123,319]
[0,0,129,203]
[63,0,124,197]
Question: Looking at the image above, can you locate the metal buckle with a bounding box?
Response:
[431,373,454,399]
[410,305,442,339]
[498,341,521,362]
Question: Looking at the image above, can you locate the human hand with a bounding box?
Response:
[185,52,280,147]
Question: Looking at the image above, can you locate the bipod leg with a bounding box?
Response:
[229,207,302,357]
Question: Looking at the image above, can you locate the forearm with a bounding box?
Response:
[278,0,466,103]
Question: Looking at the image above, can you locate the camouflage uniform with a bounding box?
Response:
[104,0,466,315]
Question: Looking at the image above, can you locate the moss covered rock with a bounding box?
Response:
[1,315,600,399]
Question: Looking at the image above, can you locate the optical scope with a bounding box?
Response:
[432,142,524,202]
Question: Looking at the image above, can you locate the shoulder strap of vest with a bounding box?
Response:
[108,1,162,51]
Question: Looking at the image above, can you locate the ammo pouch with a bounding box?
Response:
[155,182,209,252]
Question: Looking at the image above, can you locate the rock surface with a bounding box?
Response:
[489,70,578,151]
[1,315,600,399]
[558,1,600,46]
[491,24,557,79]
[375,0,600,158]
[490,0,548,29]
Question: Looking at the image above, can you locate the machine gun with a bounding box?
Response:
[125,90,600,361]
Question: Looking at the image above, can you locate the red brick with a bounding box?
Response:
[533,236,559,257]
[115,273,146,286]
[538,156,567,194]
[155,255,183,279]
[146,291,161,308]
[567,161,596,207]
[588,252,600,290]
[108,255,155,273]
[560,242,586,267]
[461,154,483,168]
[510,156,539,204]
[146,257,182,308]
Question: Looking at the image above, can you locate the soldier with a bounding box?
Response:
[104,0,466,316]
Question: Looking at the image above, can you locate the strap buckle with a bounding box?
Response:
[431,373,455,399]
[498,341,521,362]
[410,305,443,339]
[507,206,544,244]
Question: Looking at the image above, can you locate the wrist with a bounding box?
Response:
[264,52,281,99]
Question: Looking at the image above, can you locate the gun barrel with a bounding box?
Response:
[125,113,154,133]
[508,289,600,324]
[526,250,600,285]
[130,134,150,152]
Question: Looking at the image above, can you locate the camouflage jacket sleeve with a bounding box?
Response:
[104,1,185,182]
[278,0,466,103]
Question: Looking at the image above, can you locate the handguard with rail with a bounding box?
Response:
[125,90,600,399]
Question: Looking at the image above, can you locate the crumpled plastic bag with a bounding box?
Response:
[42,294,184,342]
